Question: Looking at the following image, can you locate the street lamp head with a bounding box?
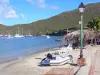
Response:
[78,2,85,14]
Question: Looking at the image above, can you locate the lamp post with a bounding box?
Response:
[77,2,86,66]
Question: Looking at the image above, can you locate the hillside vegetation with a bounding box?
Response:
[0,2,100,35]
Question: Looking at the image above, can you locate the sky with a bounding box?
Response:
[0,0,100,26]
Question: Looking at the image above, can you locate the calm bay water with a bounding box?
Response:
[0,36,63,62]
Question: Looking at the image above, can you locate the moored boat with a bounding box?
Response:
[39,44,73,66]
[40,53,73,66]
[46,35,50,39]
[14,34,24,38]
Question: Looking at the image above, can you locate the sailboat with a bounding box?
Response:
[7,34,13,39]
[14,27,24,38]
[25,30,33,37]
[14,34,24,38]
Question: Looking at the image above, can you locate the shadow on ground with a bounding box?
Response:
[69,63,81,75]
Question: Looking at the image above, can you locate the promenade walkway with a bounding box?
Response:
[89,50,100,75]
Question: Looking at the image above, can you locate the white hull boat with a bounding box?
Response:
[49,44,73,57]
[7,35,13,39]
[40,44,73,66]
[14,34,24,38]
[40,55,73,66]
[46,35,50,39]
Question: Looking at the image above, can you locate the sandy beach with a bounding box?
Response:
[0,45,99,75]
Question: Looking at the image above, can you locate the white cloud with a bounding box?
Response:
[27,0,59,10]
[37,0,59,9]
[26,0,34,4]
[49,6,59,10]
[0,0,9,4]
[20,13,27,21]
[0,4,18,19]
[0,0,18,19]
[37,0,46,8]
[5,9,18,19]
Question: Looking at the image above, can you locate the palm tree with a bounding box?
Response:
[87,21,94,30]
[95,17,100,31]
[87,17,100,45]
[87,17,100,31]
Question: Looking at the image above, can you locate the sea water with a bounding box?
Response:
[0,36,64,63]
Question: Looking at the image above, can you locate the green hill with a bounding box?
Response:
[0,2,100,35]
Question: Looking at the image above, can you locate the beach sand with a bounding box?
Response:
[0,45,99,75]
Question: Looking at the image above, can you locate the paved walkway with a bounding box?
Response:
[89,50,100,75]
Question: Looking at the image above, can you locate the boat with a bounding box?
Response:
[14,27,25,38]
[25,30,33,37]
[0,34,3,37]
[41,35,46,36]
[39,44,73,66]
[7,34,13,39]
[50,44,73,57]
[25,34,33,37]
[41,35,50,39]
[14,34,24,38]
[46,35,50,39]
[40,54,73,66]
[55,38,62,41]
